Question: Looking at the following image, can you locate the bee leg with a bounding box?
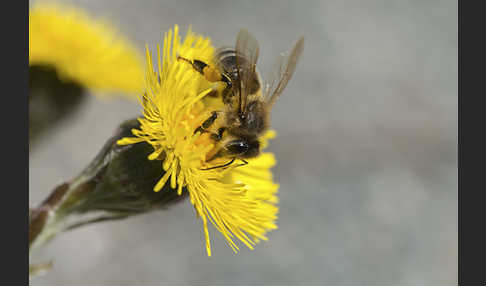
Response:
[210,127,226,141]
[194,126,206,135]
[194,111,223,139]
[207,89,219,97]
[177,56,226,84]
[177,56,207,75]
[177,56,232,102]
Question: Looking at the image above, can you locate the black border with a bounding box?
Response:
[6,0,28,285]
[459,0,480,285]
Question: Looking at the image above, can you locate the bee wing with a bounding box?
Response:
[265,37,304,109]
[235,29,260,115]
[264,52,287,101]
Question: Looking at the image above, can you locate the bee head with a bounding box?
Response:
[224,138,260,159]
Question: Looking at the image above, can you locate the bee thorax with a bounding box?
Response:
[241,100,266,134]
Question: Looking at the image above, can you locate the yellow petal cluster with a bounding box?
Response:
[117,26,279,256]
[29,2,144,96]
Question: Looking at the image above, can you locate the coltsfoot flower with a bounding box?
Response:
[118,25,279,256]
[29,2,144,95]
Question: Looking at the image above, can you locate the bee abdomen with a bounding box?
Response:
[216,49,241,81]
[216,49,261,95]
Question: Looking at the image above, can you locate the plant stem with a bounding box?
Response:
[29,119,188,265]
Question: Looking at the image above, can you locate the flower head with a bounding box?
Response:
[118,25,279,256]
[29,2,144,96]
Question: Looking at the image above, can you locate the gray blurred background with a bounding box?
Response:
[29,0,457,285]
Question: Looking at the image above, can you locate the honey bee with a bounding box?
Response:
[178,29,304,169]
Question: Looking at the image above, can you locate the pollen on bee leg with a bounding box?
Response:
[213,81,227,93]
[202,66,222,82]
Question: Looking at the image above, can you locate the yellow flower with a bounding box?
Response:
[29,2,144,96]
[117,25,279,256]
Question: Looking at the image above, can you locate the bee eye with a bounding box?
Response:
[226,140,249,155]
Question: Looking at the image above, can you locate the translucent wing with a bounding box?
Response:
[265,37,304,108]
[264,52,287,102]
[235,29,260,115]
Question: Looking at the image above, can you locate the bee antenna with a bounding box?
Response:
[201,158,236,171]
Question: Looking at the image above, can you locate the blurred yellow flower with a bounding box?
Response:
[117,25,279,256]
[29,3,144,96]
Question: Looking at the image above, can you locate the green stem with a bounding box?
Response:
[29,119,188,258]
